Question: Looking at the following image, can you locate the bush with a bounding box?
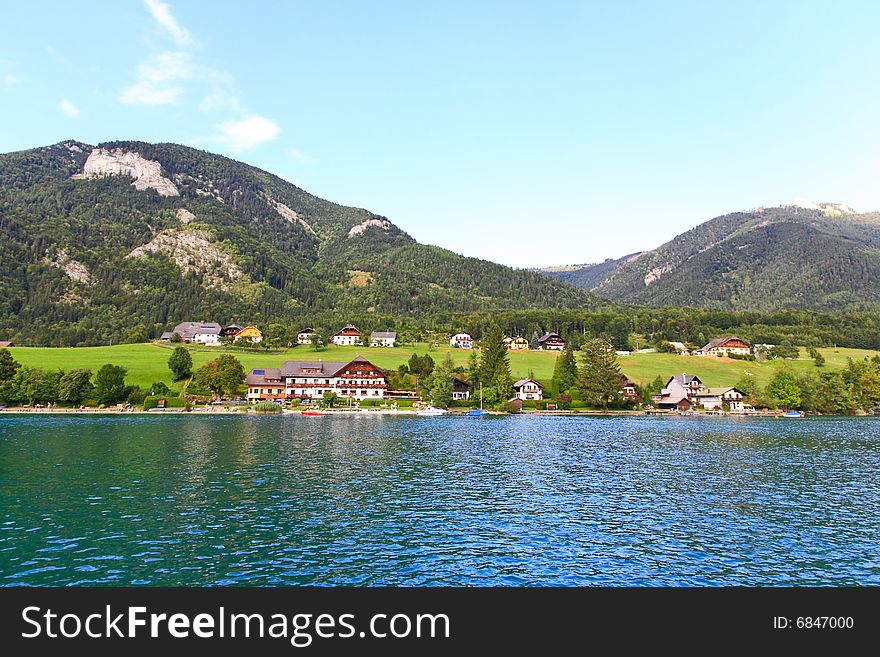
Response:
[505,400,522,413]
[252,402,282,413]
[727,353,756,361]
[359,398,380,407]
[126,386,148,406]
[143,396,187,410]
[556,392,572,409]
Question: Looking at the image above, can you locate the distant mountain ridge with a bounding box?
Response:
[539,203,880,312]
[0,140,599,345]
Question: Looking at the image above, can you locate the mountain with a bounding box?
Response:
[540,203,880,312]
[537,252,643,290]
[0,140,598,345]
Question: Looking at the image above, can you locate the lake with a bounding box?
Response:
[1,414,878,586]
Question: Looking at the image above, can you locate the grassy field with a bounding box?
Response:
[6,343,878,392]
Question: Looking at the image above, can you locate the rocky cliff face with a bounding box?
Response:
[77,148,180,196]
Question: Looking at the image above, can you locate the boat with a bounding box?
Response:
[467,383,490,417]
[301,410,326,417]
[782,411,805,418]
[416,405,448,416]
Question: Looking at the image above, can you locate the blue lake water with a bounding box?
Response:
[1,414,878,586]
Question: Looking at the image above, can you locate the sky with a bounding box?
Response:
[2,1,880,267]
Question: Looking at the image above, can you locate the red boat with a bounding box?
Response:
[301,410,326,417]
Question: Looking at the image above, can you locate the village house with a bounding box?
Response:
[452,377,472,401]
[246,356,387,403]
[668,341,689,355]
[220,324,244,338]
[653,374,745,411]
[508,336,529,350]
[695,336,751,357]
[0,341,14,348]
[297,328,317,345]
[161,322,222,346]
[245,368,286,402]
[537,332,565,351]
[450,332,474,349]
[370,331,397,347]
[502,336,513,349]
[331,324,362,346]
[512,378,544,401]
[232,326,263,343]
[618,376,639,402]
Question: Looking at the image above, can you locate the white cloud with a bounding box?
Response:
[144,0,192,46]
[59,98,79,118]
[217,115,281,151]
[120,51,191,105]
[2,73,17,86]
[198,88,243,113]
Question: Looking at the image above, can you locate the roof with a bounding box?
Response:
[667,374,702,387]
[0,341,13,348]
[333,324,360,336]
[452,376,472,388]
[160,332,174,340]
[513,378,544,389]
[668,341,687,350]
[700,335,750,351]
[298,327,316,334]
[281,361,348,377]
[451,332,472,339]
[224,324,244,331]
[246,368,282,384]
[172,322,221,337]
[370,331,397,339]
[700,386,745,396]
[538,332,563,342]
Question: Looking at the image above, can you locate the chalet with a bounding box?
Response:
[512,378,544,401]
[297,328,317,345]
[452,377,472,401]
[220,324,244,338]
[331,324,362,346]
[166,322,222,346]
[668,341,689,355]
[537,332,565,351]
[502,336,513,349]
[233,326,263,343]
[246,356,387,403]
[618,376,639,401]
[246,368,286,402]
[508,336,529,350]
[652,374,745,411]
[370,331,397,347]
[450,333,474,349]
[0,341,13,348]
[696,336,751,357]
[695,387,746,411]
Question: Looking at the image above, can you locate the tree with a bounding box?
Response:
[765,369,801,409]
[322,391,338,407]
[427,353,455,407]
[267,323,288,349]
[310,332,325,351]
[150,381,171,396]
[169,332,182,343]
[57,369,93,405]
[0,348,20,381]
[126,324,149,343]
[478,325,512,404]
[552,347,578,395]
[576,336,622,409]
[643,375,665,403]
[734,376,761,407]
[94,364,128,406]
[193,354,245,396]
[168,346,193,381]
[467,351,480,389]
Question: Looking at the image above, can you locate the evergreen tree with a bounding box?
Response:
[551,347,578,394]
[576,336,622,409]
[168,346,193,381]
[478,325,512,404]
[467,351,480,388]
[427,353,455,407]
[0,348,20,381]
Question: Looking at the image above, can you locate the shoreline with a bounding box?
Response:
[0,407,848,418]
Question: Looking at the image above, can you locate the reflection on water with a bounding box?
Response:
[1,414,878,586]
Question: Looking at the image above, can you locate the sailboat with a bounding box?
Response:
[467,383,490,417]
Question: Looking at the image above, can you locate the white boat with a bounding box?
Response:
[416,405,448,416]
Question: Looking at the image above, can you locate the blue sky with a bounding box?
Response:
[2,1,879,267]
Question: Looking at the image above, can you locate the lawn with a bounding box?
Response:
[6,343,876,392]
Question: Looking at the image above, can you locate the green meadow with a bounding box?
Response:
[5,343,878,392]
